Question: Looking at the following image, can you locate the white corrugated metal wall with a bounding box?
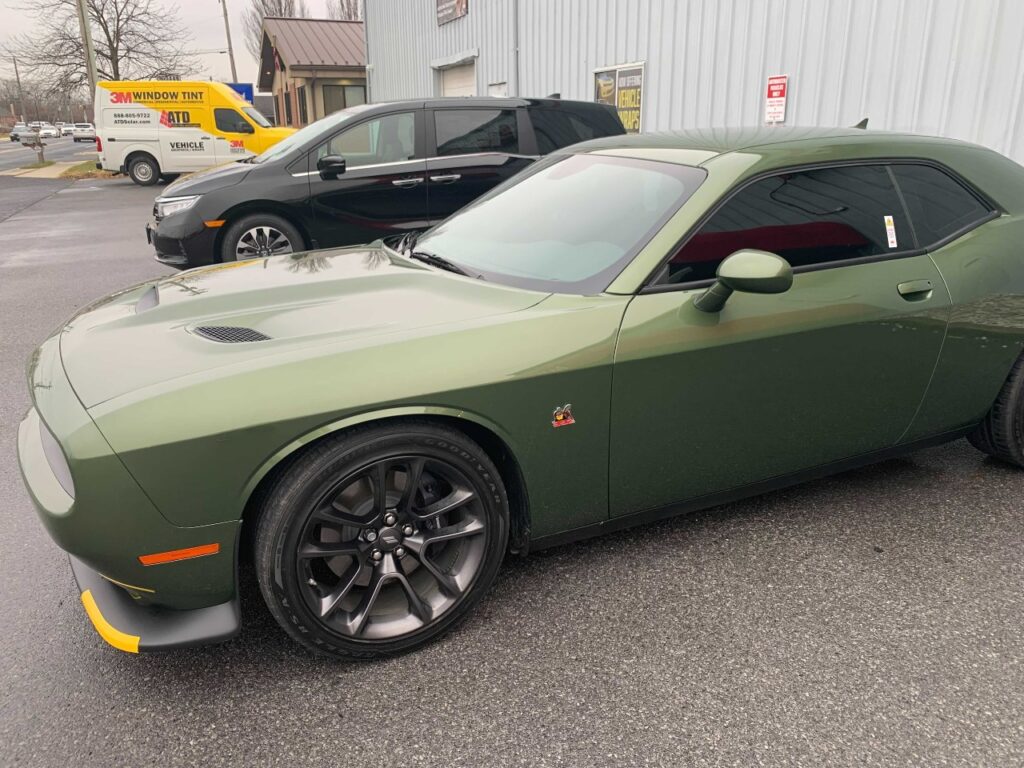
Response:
[365,0,1024,162]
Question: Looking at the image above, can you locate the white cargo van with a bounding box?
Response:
[94,80,292,185]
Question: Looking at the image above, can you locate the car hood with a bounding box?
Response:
[162,159,253,195]
[59,246,550,408]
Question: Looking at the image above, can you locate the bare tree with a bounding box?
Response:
[7,0,193,94]
[242,0,311,61]
[326,0,361,21]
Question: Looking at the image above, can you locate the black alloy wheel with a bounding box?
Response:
[255,423,509,658]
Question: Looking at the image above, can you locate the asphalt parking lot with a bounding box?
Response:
[2,174,1024,767]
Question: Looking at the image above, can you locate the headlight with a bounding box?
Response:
[38,418,74,498]
[155,195,201,218]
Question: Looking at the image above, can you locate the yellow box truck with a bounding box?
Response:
[94,81,294,185]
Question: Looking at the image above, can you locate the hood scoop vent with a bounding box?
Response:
[193,325,271,343]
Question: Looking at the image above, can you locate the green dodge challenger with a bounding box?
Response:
[18,127,1024,658]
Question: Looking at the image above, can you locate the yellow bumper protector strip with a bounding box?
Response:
[80,590,140,653]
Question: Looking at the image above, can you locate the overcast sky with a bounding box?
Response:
[0,0,341,86]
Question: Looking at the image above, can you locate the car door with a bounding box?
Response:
[309,109,430,247]
[212,107,256,162]
[425,107,534,223]
[609,163,952,516]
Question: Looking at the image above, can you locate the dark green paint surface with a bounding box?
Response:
[18,127,1024,613]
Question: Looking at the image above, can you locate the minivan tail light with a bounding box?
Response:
[95,136,102,152]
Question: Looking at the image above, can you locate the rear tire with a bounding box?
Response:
[967,355,1024,466]
[253,422,509,659]
[127,155,159,186]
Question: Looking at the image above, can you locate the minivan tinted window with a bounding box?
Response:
[661,164,911,284]
[435,109,519,156]
[891,164,992,246]
[531,109,608,152]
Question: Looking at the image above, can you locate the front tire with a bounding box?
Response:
[220,213,303,262]
[254,422,509,659]
[968,355,1024,466]
[127,155,159,186]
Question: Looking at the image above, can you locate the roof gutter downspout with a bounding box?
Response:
[363,4,372,103]
[512,0,520,97]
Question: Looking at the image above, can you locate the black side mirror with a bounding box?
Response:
[317,154,347,180]
[239,122,255,134]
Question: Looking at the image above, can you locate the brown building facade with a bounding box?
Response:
[258,17,367,128]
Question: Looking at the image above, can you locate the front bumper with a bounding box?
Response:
[17,335,242,652]
[71,555,239,652]
[147,213,219,270]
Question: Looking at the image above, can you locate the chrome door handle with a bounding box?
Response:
[897,279,933,300]
[392,177,424,188]
[429,174,461,183]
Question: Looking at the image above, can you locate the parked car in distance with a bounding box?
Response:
[60,123,74,136]
[71,123,95,143]
[10,122,28,142]
[19,127,1024,659]
[147,97,626,268]
[38,123,58,139]
[94,80,292,186]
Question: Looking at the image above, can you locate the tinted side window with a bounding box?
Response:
[663,165,911,284]
[317,112,416,168]
[531,109,600,153]
[891,164,991,246]
[435,109,519,156]
[215,108,252,133]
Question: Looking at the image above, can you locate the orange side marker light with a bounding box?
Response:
[139,542,220,566]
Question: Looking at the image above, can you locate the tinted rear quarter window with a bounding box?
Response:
[435,109,519,156]
[663,164,911,284]
[891,164,992,246]
[531,108,619,153]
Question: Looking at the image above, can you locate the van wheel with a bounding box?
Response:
[128,155,159,186]
[221,213,303,262]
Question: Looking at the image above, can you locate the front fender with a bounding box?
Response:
[239,404,525,504]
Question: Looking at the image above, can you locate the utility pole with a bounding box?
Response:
[74,0,99,93]
[12,56,25,121]
[219,0,239,82]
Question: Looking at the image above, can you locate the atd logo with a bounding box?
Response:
[159,110,192,127]
[110,91,134,104]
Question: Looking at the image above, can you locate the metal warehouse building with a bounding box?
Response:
[364,0,1024,163]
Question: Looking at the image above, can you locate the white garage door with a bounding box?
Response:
[441,63,476,97]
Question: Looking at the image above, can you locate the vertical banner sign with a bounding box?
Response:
[765,74,788,123]
[437,0,468,25]
[594,63,645,134]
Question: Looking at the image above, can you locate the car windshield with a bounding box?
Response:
[413,153,707,294]
[252,104,374,164]
[242,106,272,128]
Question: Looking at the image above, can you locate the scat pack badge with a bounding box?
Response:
[552,404,575,428]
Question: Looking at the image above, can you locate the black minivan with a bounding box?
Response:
[147,97,625,269]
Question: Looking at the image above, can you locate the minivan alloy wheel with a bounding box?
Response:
[235,225,294,260]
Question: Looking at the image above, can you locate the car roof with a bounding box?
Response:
[570,125,981,164]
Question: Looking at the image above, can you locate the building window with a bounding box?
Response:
[297,86,308,125]
[323,84,368,116]
[284,88,293,126]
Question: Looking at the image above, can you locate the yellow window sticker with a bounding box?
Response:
[884,215,898,248]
